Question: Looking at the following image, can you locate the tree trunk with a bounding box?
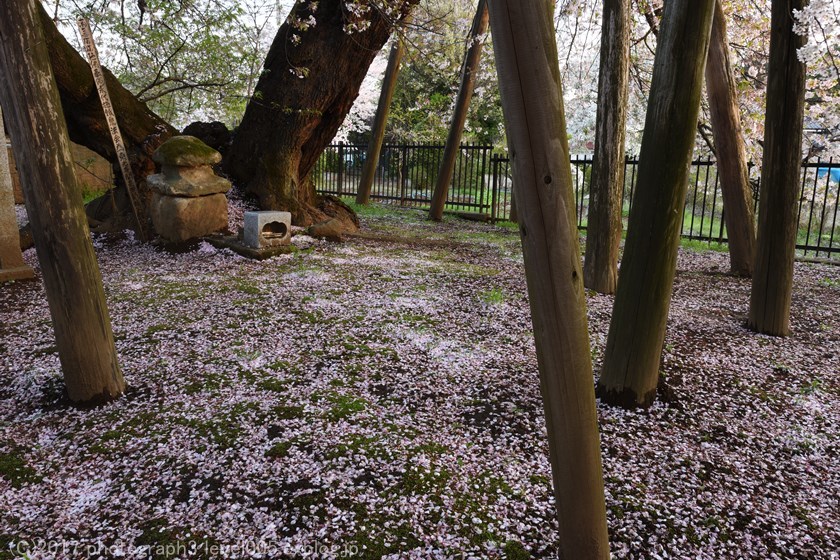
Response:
[748,0,807,336]
[0,108,35,282]
[39,4,176,210]
[705,0,756,277]
[428,0,490,222]
[226,0,418,227]
[583,0,631,294]
[0,0,125,405]
[597,0,715,408]
[488,3,610,557]
[356,35,406,205]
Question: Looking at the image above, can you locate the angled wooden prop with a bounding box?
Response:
[77,18,148,241]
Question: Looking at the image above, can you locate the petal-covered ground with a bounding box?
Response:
[1,204,837,559]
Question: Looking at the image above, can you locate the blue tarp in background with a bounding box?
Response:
[817,167,840,183]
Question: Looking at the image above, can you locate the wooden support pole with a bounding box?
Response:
[356,32,406,205]
[488,2,610,557]
[597,0,715,408]
[0,0,125,405]
[0,107,35,282]
[428,0,489,221]
[705,0,756,277]
[583,0,630,294]
[748,0,808,335]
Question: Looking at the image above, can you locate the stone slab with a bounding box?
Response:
[147,164,231,197]
[153,135,222,167]
[0,265,35,282]
[204,234,296,260]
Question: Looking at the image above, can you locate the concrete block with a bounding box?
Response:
[243,211,291,248]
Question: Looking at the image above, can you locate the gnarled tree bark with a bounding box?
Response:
[39,3,176,219]
[226,0,419,228]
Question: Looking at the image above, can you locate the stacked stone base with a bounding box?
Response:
[147,136,231,243]
[151,192,228,243]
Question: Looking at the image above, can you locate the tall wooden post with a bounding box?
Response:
[705,0,756,277]
[0,108,34,282]
[428,0,489,221]
[356,33,406,205]
[488,2,610,557]
[748,0,807,336]
[583,0,630,295]
[0,0,125,405]
[597,0,715,408]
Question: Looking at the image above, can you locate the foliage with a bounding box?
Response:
[339,0,504,146]
[554,0,840,160]
[44,0,838,159]
[46,0,288,128]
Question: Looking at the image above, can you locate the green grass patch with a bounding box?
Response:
[680,238,729,253]
[0,449,41,488]
[479,288,505,304]
[340,198,396,218]
[326,393,368,421]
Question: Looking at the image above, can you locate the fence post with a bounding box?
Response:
[400,145,408,205]
[479,145,489,215]
[337,142,344,197]
[490,154,499,222]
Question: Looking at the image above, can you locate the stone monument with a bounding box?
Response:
[147,135,231,242]
[0,108,34,282]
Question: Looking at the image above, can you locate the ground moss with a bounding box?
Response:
[265,441,293,459]
[272,405,305,420]
[136,518,216,560]
[503,540,531,559]
[0,449,41,488]
[479,288,505,304]
[325,393,367,421]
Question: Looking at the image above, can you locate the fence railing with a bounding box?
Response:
[314,142,840,258]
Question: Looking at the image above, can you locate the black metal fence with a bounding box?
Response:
[314,143,840,258]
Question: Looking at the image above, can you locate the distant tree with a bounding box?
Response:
[583,0,630,294]
[705,0,756,277]
[356,33,407,206]
[749,0,808,336]
[0,0,125,405]
[385,0,503,146]
[597,0,715,408]
[428,0,489,222]
[225,0,419,227]
[47,0,281,127]
[489,2,610,557]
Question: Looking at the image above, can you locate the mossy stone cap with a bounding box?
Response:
[153,135,222,167]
